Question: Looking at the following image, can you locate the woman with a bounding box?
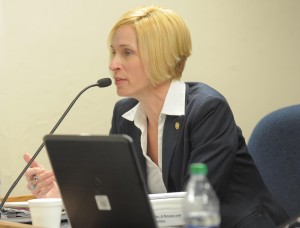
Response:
[24,6,288,227]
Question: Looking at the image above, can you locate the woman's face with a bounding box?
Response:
[109,25,152,99]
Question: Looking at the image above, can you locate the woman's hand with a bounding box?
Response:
[23,153,61,198]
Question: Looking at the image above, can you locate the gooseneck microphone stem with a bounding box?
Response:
[0,78,112,214]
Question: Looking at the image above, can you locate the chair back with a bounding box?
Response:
[248,105,300,218]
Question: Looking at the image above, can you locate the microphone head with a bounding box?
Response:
[97,78,112,88]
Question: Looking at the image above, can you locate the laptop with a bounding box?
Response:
[43,134,158,228]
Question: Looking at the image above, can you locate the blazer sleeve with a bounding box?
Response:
[185,95,241,195]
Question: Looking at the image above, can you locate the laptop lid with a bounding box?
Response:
[43,134,158,228]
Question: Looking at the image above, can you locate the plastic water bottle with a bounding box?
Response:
[182,163,221,228]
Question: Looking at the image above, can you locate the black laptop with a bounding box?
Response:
[43,134,158,228]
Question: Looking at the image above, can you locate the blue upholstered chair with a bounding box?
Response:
[248,105,300,225]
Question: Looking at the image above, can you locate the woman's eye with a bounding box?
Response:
[111,50,116,55]
[124,49,133,56]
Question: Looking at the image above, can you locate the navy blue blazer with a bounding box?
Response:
[110,82,288,228]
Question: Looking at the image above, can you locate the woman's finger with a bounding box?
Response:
[23,153,44,169]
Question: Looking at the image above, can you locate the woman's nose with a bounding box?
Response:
[109,56,121,71]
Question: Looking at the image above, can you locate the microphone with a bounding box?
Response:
[0,77,112,214]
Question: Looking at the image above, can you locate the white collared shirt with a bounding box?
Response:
[122,80,186,193]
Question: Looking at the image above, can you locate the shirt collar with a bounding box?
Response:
[161,80,186,116]
[122,80,186,122]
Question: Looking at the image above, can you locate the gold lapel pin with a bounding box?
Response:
[175,122,180,130]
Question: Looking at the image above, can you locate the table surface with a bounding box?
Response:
[2,195,299,228]
[0,220,39,228]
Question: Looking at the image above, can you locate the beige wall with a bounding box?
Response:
[1,0,299,196]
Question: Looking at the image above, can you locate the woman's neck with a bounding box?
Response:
[139,80,171,122]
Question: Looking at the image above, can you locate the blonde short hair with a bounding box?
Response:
[108,6,192,85]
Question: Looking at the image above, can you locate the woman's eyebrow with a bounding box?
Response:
[111,43,135,49]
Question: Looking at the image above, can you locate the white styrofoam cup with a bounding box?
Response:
[28,198,63,228]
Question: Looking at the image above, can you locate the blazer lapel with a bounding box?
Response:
[162,115,184,187]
